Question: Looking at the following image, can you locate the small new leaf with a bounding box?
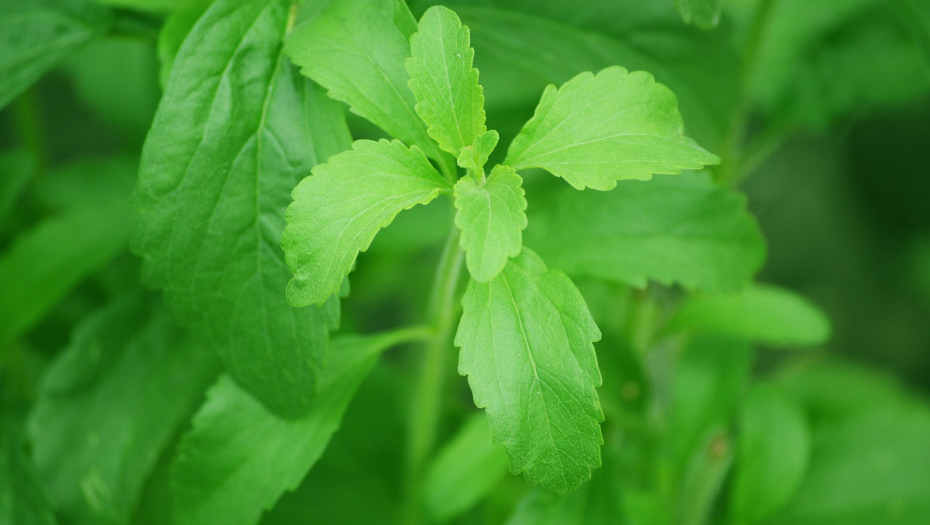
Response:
[455,248,604,494]
[407,5,488,158]
[283,139,451,307]
[457,130,499,173]
[454,165,527,282]
[505,66,720,190]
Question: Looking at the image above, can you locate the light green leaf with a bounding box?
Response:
[730,386,810,524]
[457,129,499,172]
[505,66,720,190]
[455,248,604,494]
[28,295,218,525]
[171,334,397,525]
[526,174,765,292]
[0,0,109,110]
[677,0,724,29]
[285,0,445,163]
[423,414,510,521]
[133,0,351,417]
[0,201,131,343]
[454,165,527,282]
[283,139,451,307]
[407,5,488,159]
[668,284,832,346]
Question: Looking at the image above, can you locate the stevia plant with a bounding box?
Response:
[4,0,930,525]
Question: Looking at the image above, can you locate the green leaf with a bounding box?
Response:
[28,295,218,525]
[156,0,213,88]
[133,0,351,417]
[526,173,765,292]
[668,284,832,346]
[454,165,527,282]
[457,129,499,172]
[0,201,131,343]
[0,0,110,110]
[730,386,810,524]
[171,334,398,525]
[455,248,604,494]
[96,0,186,10]
[283,139,451,307]
[284,0,446,164]
[0,150,35,223]
[677,0,724,29]
[1,422,57,525]
[423,414,510,521]
[766,406,930,525]
[505,66,720,190]
[407,5,489,159]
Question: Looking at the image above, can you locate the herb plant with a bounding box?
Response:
[2,0,930,525]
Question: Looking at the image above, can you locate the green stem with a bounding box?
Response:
[13,88,47,170]
[403,225,465,525]
[715,0,778,185]
[378,325,434,349]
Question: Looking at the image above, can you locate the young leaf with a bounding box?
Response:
[504,66,720,191]
[677,0,724,30]
[455,248,604,494]
[283,139,451,307]
[0,0,110,110]
[133,0,350,417]
[526,174,765,292]
[171,334,398,525]
[28,295,218,525]
[406,6,489,159]
[730,386,810,524]
[453,165,527,282]
[285,0,445,164]
[457,129,499,172]
[423,414,510,521]
[668,284,832,346]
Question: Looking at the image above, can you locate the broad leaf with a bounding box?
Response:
[505,67,719,190]
[423,414,510,521]
[171,334,397,525]
[454,165,527,282]
[28,295,217,525]
[285,0,446,164]
[668,284,831,346]
[283,139,451,307]
[0,0,109,110]
[156,0,213,88]
[133,0,350,416]
[455,248,604,494]
[730,386,810,524]
[407,6,488,159]
[677,0,723,29]
[526,174,765,292]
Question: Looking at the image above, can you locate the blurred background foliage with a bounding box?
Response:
[1,0,930,524]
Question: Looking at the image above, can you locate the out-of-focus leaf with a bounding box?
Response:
[0,150,35,223]
[133,0,351,416]
[730,385,810,524]
[422,414,510,521]
[171,334,401,525]
[0,178,132,341]
[526,174,765,293]
[0,0,110,110]
[28,295,218,525]
[96,0,185,10]
[0,422,57,525]
[765,407,930,525]
[677,0,724,29]
[668,284,831,346]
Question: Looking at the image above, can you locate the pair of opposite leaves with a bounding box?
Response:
[282,5,718,493]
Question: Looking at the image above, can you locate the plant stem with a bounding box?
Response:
[403,225,465,525]
[715,0,778,185]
